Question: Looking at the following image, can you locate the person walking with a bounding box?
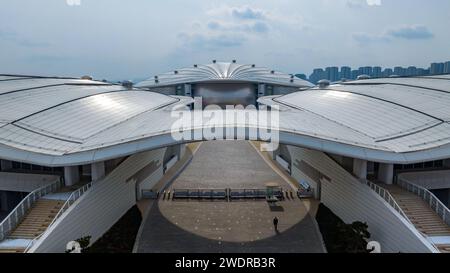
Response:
[273,217,279,232]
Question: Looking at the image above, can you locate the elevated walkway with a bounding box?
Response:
[287,145,436,252]
[0,180,65,253]
[9,199,64,240]
[0,179,89,253]
[378,183,450,253]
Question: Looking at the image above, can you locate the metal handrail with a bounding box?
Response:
[0,179,62,241]
[364,180,413,225]
[364,179,442,252]
[397,177,450,226]
[24,181,94,253]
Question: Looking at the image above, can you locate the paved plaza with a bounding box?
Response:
[136,141,325,253]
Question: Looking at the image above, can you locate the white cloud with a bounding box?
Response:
[347,0,381,8]
[353,24,434,45]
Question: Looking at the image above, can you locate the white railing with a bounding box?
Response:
[364,180,413,225]
[397,177,450,226]
[24,181,94,252]
[0,179,62,241]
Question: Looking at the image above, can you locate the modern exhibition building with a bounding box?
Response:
[0,61,450,253]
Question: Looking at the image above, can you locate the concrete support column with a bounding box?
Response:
[353,159,368,180]
[378,163,394,185]
[258,83,266,97]
[184,84,192,97]
[179,144,186,160]
[444,159,450,168]
[64,166,80,187]
[0,160,12,171]
[91,161,106,182]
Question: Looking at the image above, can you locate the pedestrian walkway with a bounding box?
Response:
[135,141,325,253]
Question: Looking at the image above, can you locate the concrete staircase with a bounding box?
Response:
[382,184,450,252]
[0,247,26,253]
[0,199,64,253]
[9,200,64,239]
[437,244,450,253]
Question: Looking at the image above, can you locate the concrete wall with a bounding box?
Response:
[135,148,166,200]
[287,146,436,253]
[30,149,165,253]
[0,172,60,192]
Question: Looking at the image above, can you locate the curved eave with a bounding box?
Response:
[0,127,448,167]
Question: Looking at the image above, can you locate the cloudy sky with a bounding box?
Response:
[1,0,449,81]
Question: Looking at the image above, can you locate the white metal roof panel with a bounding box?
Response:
[14,91,178,142]
[0,78,108,95]
[330,84,450,121]
[378,122,450,153]
[0,85,125,123]
[346,77,450,92]
[275,90,440,141]
[0,76,32,81]
[0,124,79,155]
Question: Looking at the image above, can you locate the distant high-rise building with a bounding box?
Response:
[444,61,450,74]
[359,66,373,77]
[358,67,365,76]
[326,67,339,82]
[372,67,382,78]
[430,63,444,75]
[309,68,326,84]
[351,70,360,80]
[340,66,351,80]
[394,66,405,76]
[407,66,418,76]
[301,61,448,84]
[383,68,393,78]
[417,68,428,76]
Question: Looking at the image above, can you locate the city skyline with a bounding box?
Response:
[300,60,450,84]
[1,1,450,81]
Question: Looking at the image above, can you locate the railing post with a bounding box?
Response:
[8,217,11,232]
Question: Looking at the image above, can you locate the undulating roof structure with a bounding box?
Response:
[259,75,450,163]
[135,61,313,88]
[1,73,450,166]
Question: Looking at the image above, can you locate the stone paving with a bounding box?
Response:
[136,141,325,253]
[168,140,289,190]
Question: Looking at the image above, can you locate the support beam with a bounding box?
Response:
[64,166,80,187]
[91,161,106,182]
[353,159,368,180]
[0,160,12,171]
[378,163,394,185]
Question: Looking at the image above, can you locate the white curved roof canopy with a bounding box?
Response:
[135,61,313,88]
[1,74,450,166]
